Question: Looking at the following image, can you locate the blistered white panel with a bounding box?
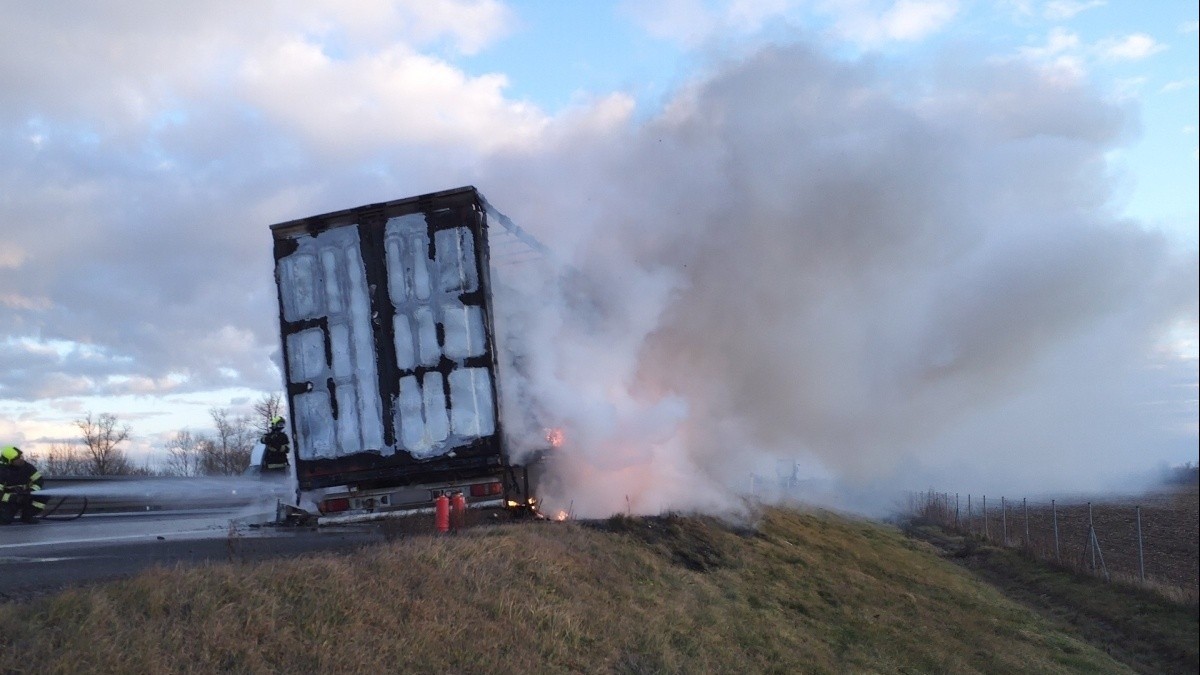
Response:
[281,206,501,465]
[435,227,478,294]
[279,252,320,321]
[345,246,372,347]
[360,388,386,453]
[321,249,343,313]
[387,213,426,236]
[397,375,424,452]
[280,225,391,460]
[294,390,336,460]
[395,374,456,459]
[384,235,408,302]
[345,245,384,449]
[414,306,440,366]
[412,242,432,301]
[287,328,326,381]
[422,373,449,446]
[449,367,495,438]
[442,303,486,359]
[330,323,352,375]
[394,315,415,370]
[387,214,432,303]
[336,385,361,454]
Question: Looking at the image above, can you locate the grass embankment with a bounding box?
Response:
[908,523,1199,675]
[0,507,1158,674]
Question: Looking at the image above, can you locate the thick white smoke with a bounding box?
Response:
[487,44,1197,517]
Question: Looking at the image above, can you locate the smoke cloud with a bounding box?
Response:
[486,44,1197,517]
[1,3,1192,518]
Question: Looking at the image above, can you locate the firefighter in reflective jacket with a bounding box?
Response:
[260,417,290,473]
[0,445,45,524]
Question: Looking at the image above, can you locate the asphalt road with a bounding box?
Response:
[0,507,389,601]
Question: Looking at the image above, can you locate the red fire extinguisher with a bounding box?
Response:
[450,491,466,531]
[435,493,450,533]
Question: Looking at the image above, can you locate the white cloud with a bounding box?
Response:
[0,293,51,311]
[1181,20,1199,34]
[620,0,790,47]
[237,38,548,156]
[1043,0,1105,21]
[0,245,26,268]
[1111,76,1148,100]
[1017,28,1169,79]
[728,0,795,29]
[622,0,715,46]
[1020,26,1081,59]
[831,0,961,45]
[1161,78,1199,93]
[1099,33,1167,60]
[625,0,960,48]
[1016,27,1086,78]
[0,1,557,417]
[309,0,515,55]
[880,0,960,40]
[0,2,516,134]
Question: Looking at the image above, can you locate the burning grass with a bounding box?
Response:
[0,507,1169,673]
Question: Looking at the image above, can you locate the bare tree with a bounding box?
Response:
[76,412,132,475]
[126,454,160,476]
[163,429,206,477]
[252,392,285,435]
[32,443,91,476]
[201,407,254,475]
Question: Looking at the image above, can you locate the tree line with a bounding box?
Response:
[27,393,285,477]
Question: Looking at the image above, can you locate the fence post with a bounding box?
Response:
[1136,505,1145,583]
[1001,496,1008,546]
[1023,498,1029,548]
[983,495,988,541]
[1087,502,1096,573]
[1086,502,1110,580]
[1052,499,1060,562]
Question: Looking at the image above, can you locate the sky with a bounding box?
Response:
[0,1,1196,514]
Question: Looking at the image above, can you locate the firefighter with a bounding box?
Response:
[260,416,290,474]
[0,445,45,524]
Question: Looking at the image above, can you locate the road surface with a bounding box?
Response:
[0,506,388,601]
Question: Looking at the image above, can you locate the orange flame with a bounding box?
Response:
[545,427,565,448]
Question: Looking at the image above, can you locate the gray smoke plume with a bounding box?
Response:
[486,44,1197,517]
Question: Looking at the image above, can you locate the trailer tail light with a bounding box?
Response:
[320,497,350,514]
[469,482,503,498]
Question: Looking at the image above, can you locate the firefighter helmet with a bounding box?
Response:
[1,445,20,462]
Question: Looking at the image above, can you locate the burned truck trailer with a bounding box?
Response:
[270,186,537,521]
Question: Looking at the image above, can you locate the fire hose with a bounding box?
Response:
[2,486,89,522]
[39,494,89,521]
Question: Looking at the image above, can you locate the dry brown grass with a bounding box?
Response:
[1,507,1138,674]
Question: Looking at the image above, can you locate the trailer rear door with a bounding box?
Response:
[271,187,504,489]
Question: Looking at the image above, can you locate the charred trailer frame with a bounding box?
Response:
[270,186,536,521]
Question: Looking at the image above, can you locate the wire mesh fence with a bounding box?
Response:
[905,489,1199,599]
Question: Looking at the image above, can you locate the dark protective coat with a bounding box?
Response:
[0,458,45,523]
[260,429,290,471]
